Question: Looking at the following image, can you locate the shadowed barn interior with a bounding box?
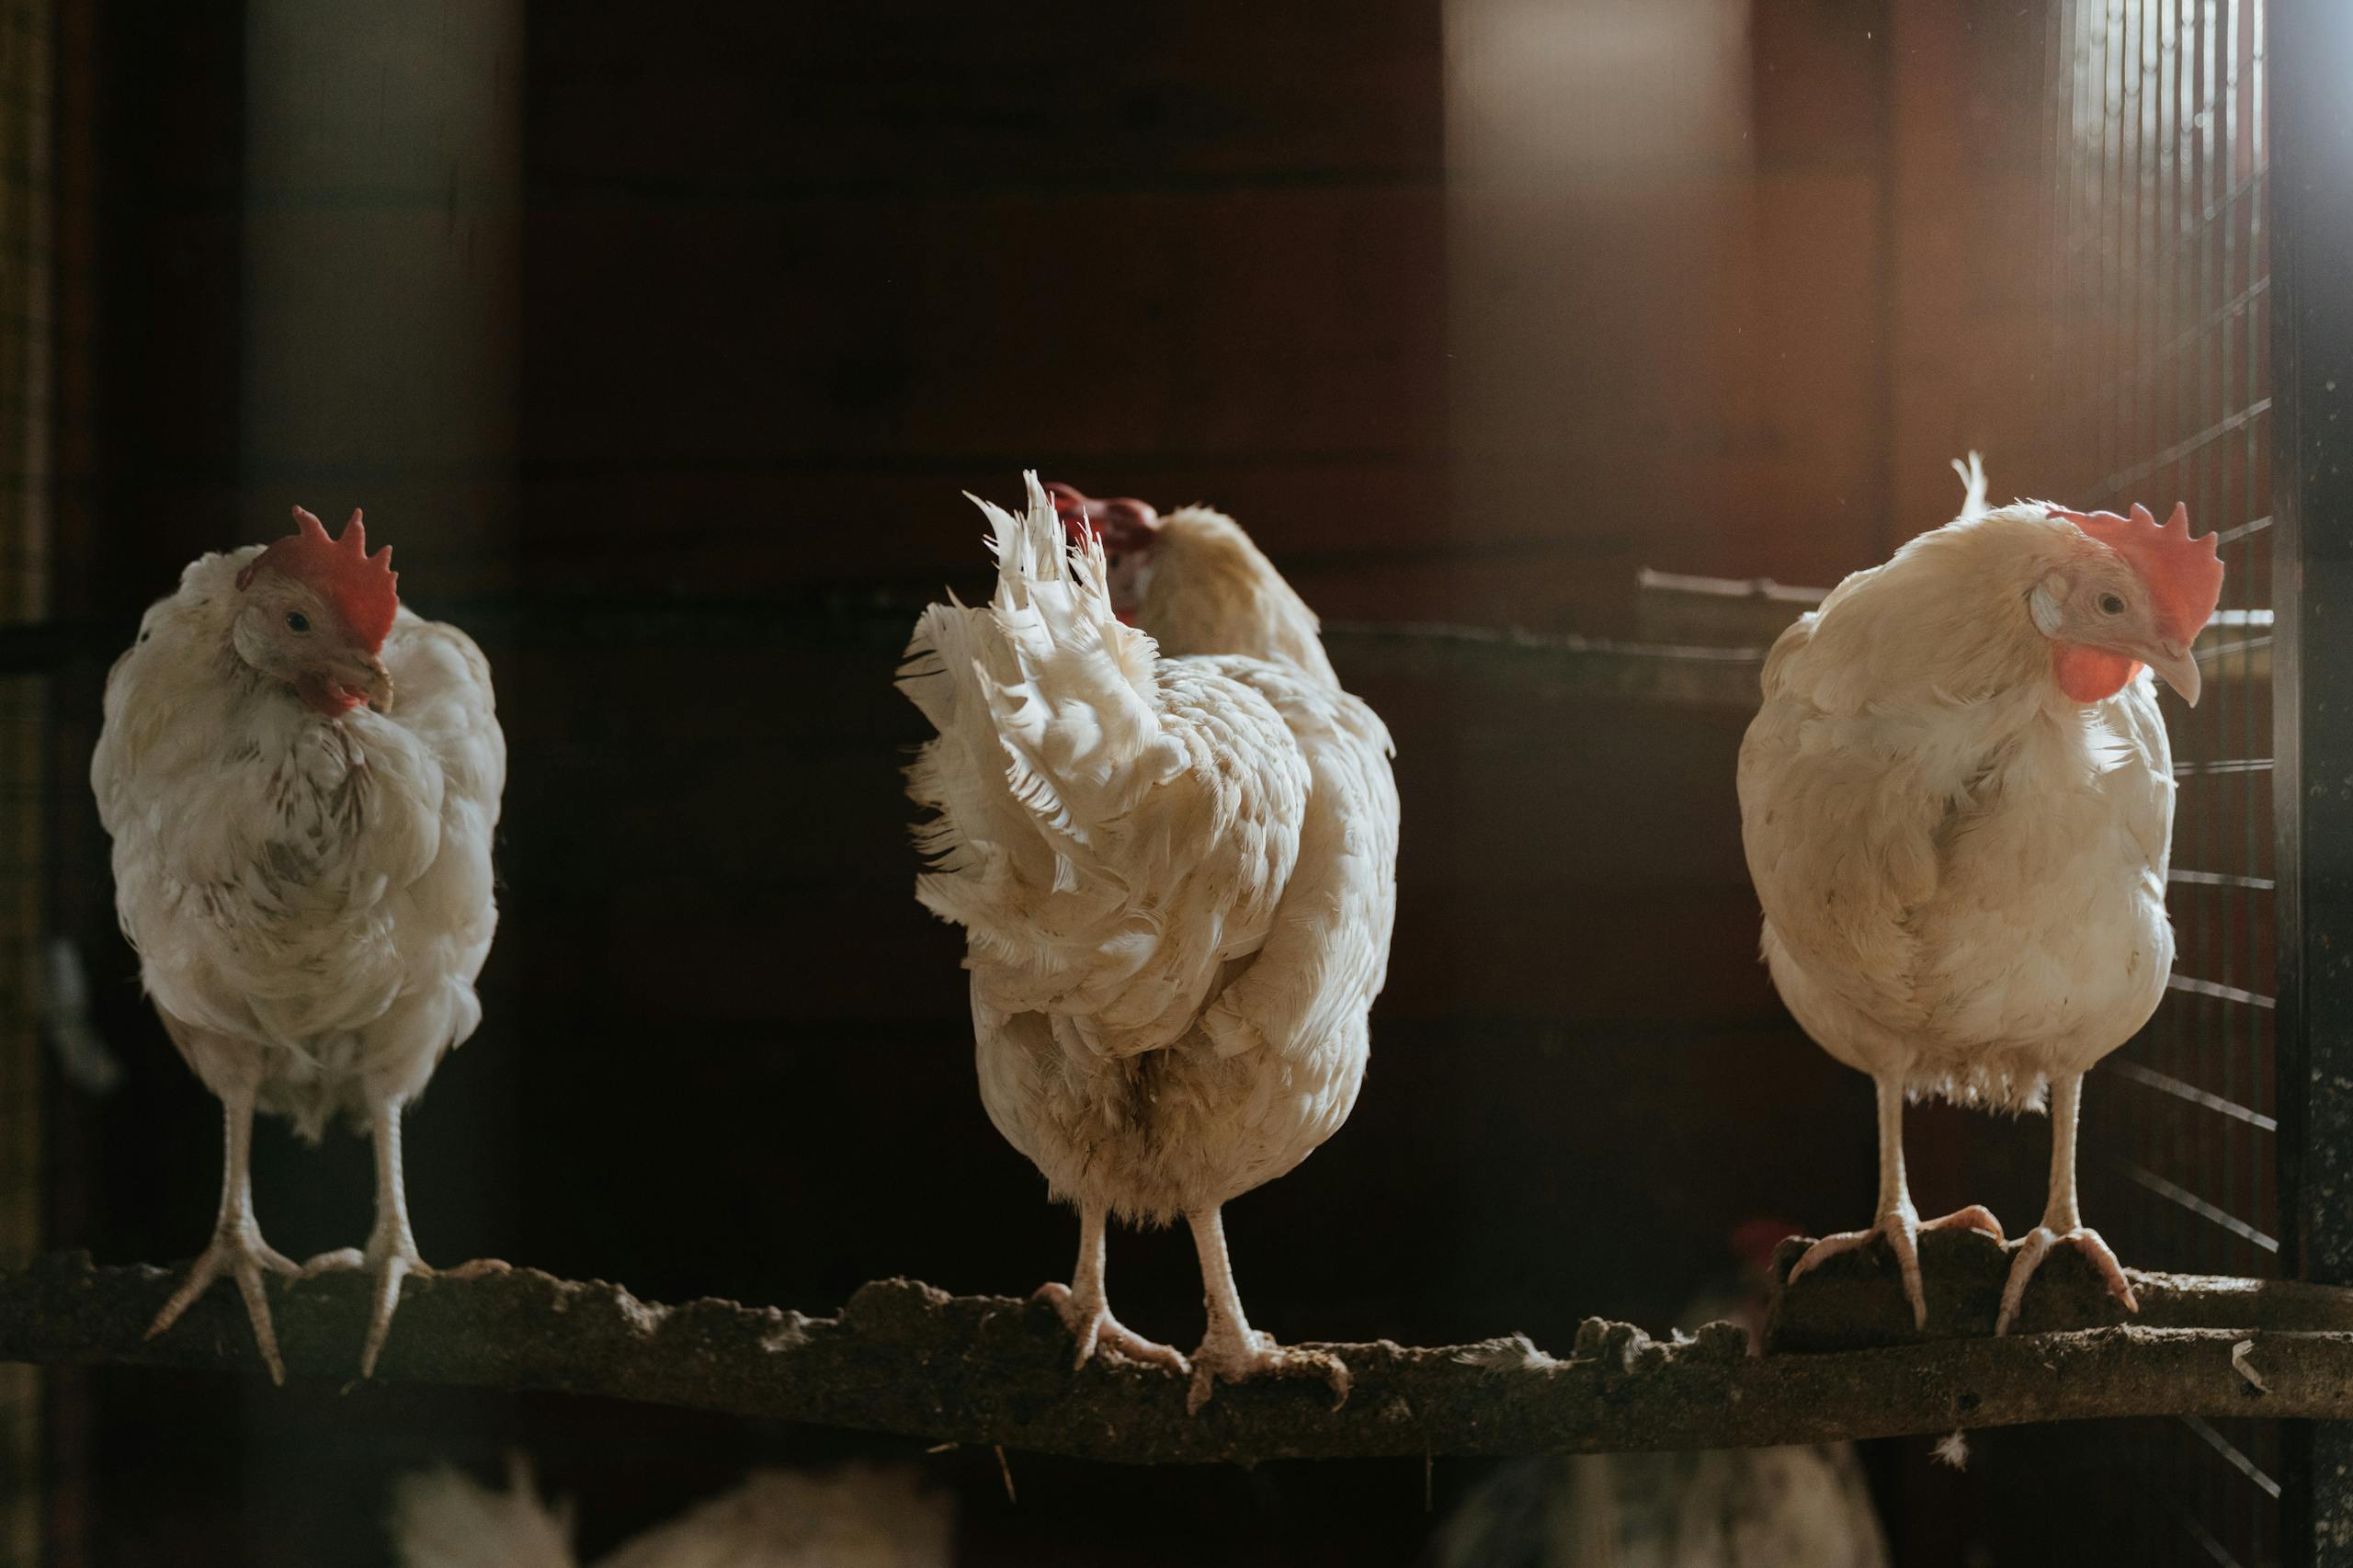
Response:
[3,0,2309,1562]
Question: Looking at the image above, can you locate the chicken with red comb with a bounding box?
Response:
[236,505,402,663]
[903,473,1396,1409]
[1044,482,1159,624]
[1739,455,2221,1334]
[92,506,509,1381]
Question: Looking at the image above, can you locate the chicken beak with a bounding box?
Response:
[345,653,395,712]
[364,659,395,712]
[2142,640,2201,707]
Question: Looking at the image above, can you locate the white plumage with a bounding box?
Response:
[392,1459,578,1568]
[901,474,1398,1407]
[1435,1443,1890,1568]
[1738,458,2220,1331]
[92,511,507,1380]
[390,1461,955,1568]
[1435,1244,1890,1568]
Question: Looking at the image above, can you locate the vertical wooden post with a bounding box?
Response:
[2269,0,2353,1557]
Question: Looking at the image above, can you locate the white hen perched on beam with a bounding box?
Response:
[1739,458,2223,1334]
[92,506,508,1380]
[901,473,1399,1409]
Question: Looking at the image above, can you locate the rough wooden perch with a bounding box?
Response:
[5,1232,2351,1465]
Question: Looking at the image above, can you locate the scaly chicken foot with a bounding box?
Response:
[148,1087,299,1383]
[1995,1224,2137,1335]
[1787,1201,2006,1331]
[1034,1282,1191,1375]
[1996,1073,2137,1335]
[149,1222,301,1384]
[1792,1074,2006,1330]
[1188,1322,1351,1415]
[300,1243,512,1377]
[1036,1199,1189,1374]
[298,1092,510,1376]
[1185,1205,1349,1414]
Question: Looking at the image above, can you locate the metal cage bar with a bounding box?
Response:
[2268,0,2353,1559]
[2025,1,2285,1562]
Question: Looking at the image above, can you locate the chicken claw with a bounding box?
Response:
[148,1223,301,1384]
[1034,1281,1191,1375]
[1787,1201,2005,1331]
[1187,1324,1350,1415]
[1995,1224,2136,1335]
[301,1244,512,1377]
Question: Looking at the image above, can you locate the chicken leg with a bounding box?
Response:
[1995,1072,2137,1334]
[147,1085,300,1382]
[1788,1074,2006,1330]
[299,1092,509,1376]
[1034,1199,1189,1374]
[1185,1205,1348,1413]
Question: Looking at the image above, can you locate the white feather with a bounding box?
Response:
[1951,450,1988,522]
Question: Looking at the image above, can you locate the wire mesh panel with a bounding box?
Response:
[2018,1,2279,1562]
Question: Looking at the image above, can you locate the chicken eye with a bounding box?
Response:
[2097,593,2125,616]
[286,612,311,633]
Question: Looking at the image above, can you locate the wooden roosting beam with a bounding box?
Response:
[4,1232,2349,1465]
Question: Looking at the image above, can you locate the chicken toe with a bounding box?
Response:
[1187,1324,1350,1414]
[297,1093,512,1375]
[1786,1197,2001,1333]
[151,1091,299,1382]
[149,1223,301,1384]
[1923,1204,2007,1244]
[1035,1281,1190,1374]
[1790,1213,1923,1327]
[1183,1203,1348,1413]
[1995,1224,2136,1335]
[302,1244,511,1376]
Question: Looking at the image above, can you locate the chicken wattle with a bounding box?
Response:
[92,506,508,1380]
[1738,457,2222,1332]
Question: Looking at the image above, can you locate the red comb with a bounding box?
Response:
[237,506,399,653]
[1043,481,1158,552]
[2048,501,2223,644]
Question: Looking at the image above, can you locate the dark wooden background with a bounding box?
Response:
[32,1,2134,1563]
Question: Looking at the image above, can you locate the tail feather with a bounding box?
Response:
[1952,451,1989,522]
[390,1459,578,1568]
[900,473,1182,946]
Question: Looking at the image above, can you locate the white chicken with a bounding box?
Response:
[1435,1442,1889,1568]
[92,506,507,1381]
[390,1460,955,1568]
[900,474,1398,1408]
[1739,458,2223,1332]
